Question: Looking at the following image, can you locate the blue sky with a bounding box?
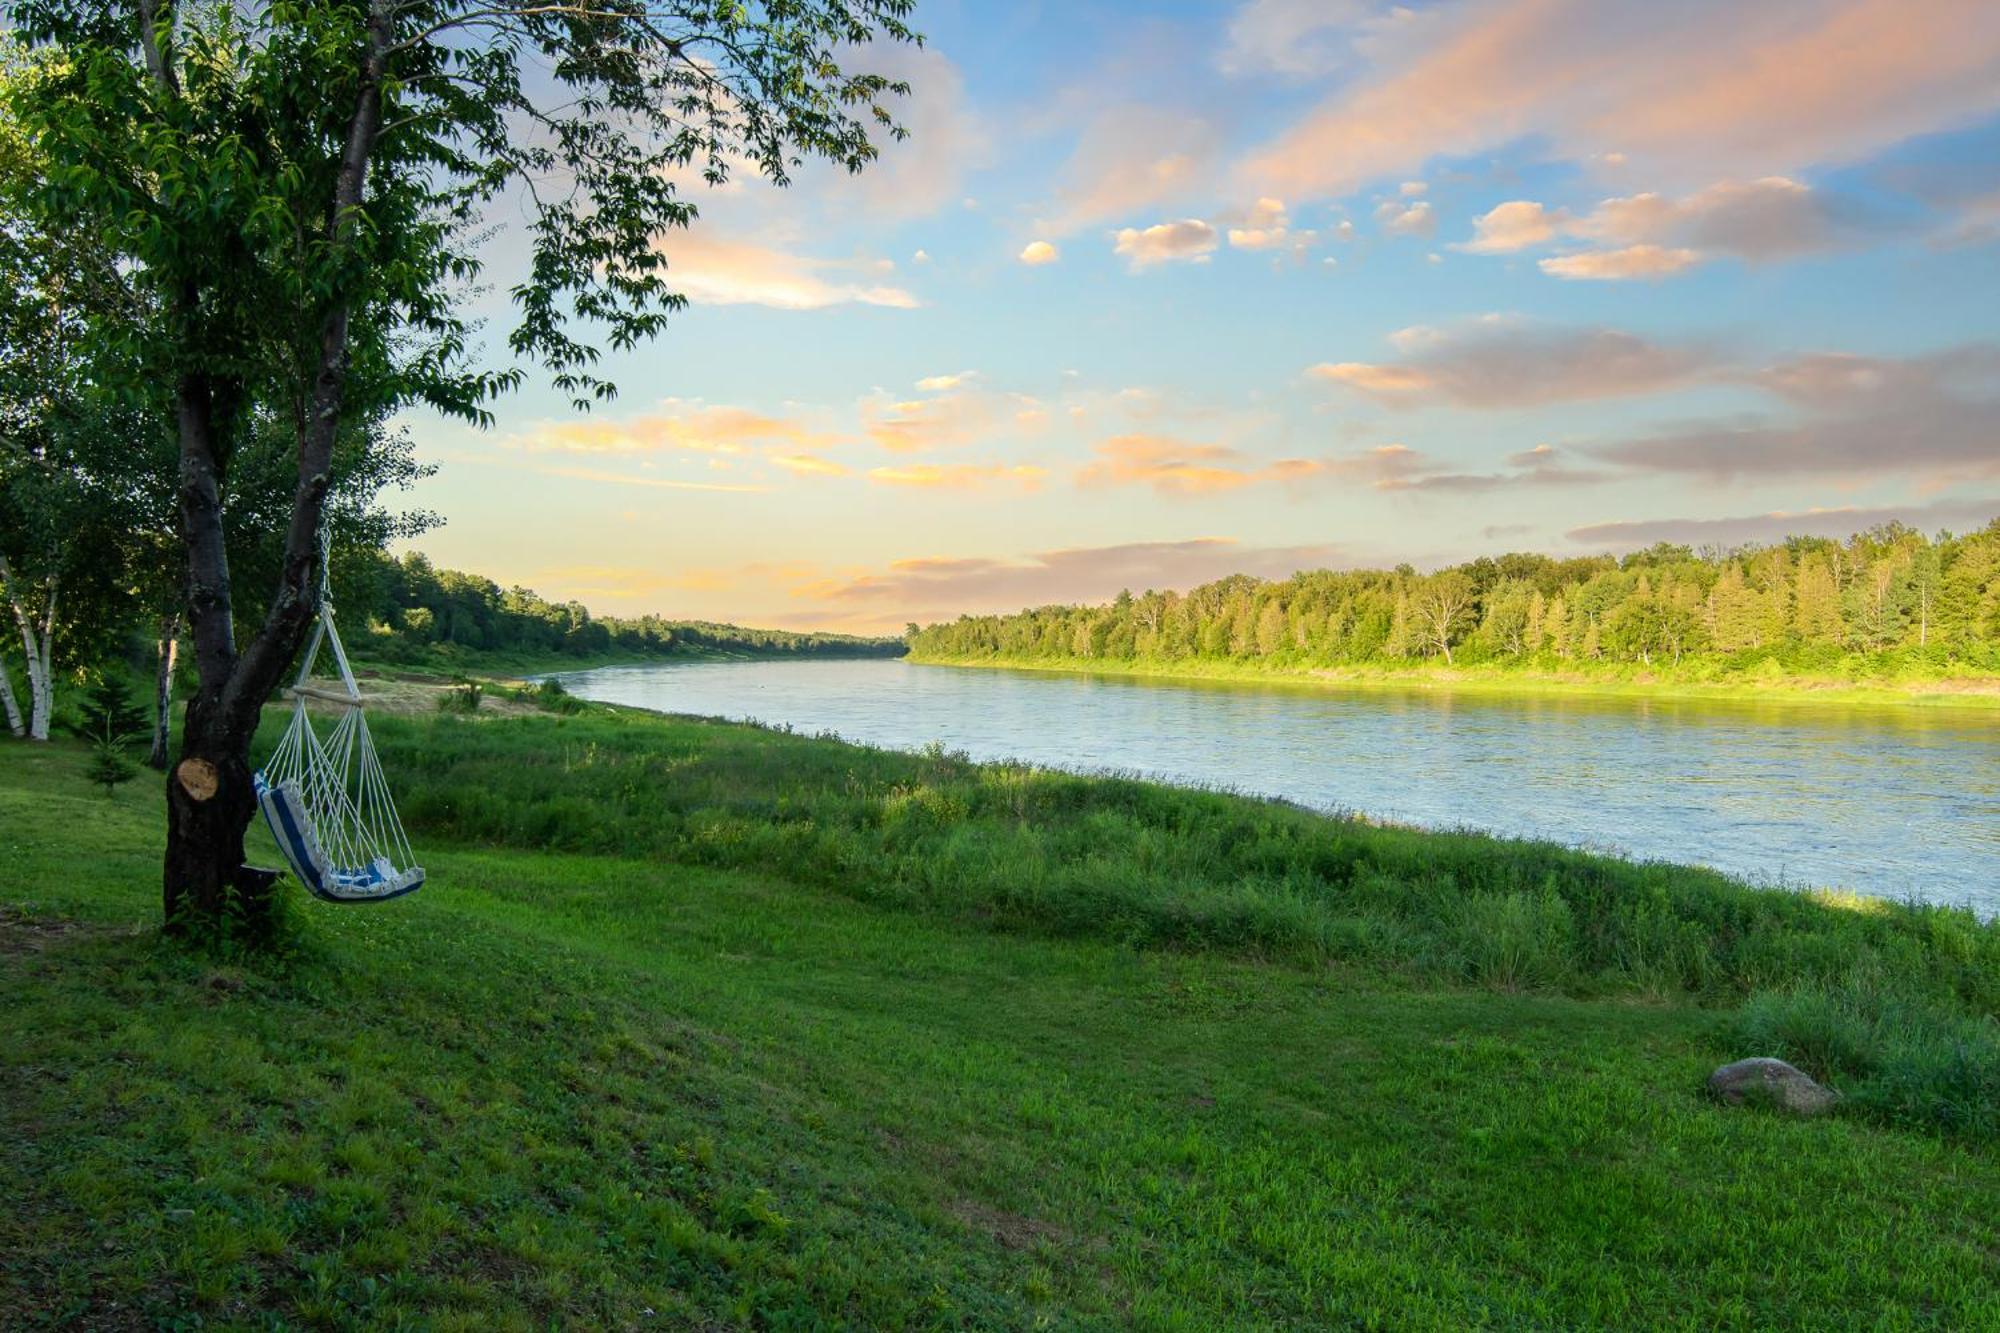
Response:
[402,0,2000,631]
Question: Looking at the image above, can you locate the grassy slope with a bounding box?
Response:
[907,652,2000,711]
[3,720,1997,1329]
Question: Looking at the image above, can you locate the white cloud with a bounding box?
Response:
[1113,219,1220,268]
[1376,199,1435,237]
[916,371,978,392]
[665,234,918,309]
[1537,244,1702,280]
[1460,200,1569,253]
[1019,240,1061,266]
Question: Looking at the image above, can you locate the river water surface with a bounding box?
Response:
[549,658,2000,912]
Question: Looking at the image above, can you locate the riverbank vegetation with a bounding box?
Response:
[4,705,1996,1324]
[346,551,905,674]
[908,520,2000,701]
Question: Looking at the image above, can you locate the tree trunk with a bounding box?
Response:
[0,651,21,737]
[162,698,275,933]
[150,612,181,769]
[0,556,55,741]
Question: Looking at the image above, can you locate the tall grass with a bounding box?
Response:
[354,709,1998,1134]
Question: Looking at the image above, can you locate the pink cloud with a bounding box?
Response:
[1236,0,2000,201]
[1537,244,1702,280]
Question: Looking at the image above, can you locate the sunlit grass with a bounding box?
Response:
[3,715,1996,1326]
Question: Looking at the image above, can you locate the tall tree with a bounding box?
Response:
[1410,571,1475,665]
[8,1,918,933]
[0,68,151,739]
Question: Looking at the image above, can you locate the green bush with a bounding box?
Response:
[437,679,483,714]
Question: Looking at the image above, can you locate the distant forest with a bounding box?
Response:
[907,521,2000,675]
[353,552,904,664]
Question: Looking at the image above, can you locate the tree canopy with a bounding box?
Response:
[907,522,2000,676]
[1,1,922,929]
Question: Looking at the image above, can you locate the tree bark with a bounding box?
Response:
[0,649,21,737]
[150,611,180,769]
[161,7,394,935]
[0,555,54,741]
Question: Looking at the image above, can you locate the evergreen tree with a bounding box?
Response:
[86,730,139,797]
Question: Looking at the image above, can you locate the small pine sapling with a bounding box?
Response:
[87,728,140,796]
[73,676,149,797]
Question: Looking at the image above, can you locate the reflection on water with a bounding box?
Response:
[549,658,2000,912]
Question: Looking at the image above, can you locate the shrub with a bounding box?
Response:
[1736,984,2000,1137]
[437,679,483,714]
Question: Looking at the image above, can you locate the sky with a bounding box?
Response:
[398,0,2000,633]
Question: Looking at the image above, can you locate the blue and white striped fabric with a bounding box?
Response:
[255,773,425,903]
[252,599,426,905]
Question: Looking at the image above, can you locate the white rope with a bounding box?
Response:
[263,591,423,901]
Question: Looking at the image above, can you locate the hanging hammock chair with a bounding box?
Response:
[254,577,425,904]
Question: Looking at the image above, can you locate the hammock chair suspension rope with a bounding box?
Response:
[254,529,425,903]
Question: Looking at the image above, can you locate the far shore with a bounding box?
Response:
[906,653,2000,712]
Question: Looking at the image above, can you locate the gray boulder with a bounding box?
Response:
[1707,1057,1841,1116]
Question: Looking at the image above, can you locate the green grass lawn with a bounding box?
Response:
[2,715,1996,1329]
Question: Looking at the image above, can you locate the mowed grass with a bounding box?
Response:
[1,717,1996,1329]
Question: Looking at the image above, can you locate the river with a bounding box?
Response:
[547,658,2000,912]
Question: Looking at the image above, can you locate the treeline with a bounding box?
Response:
[908,521,2000,676]
[352,551,904,665]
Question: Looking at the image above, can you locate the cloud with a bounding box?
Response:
[1045,106,1223,234]
[1112,219,1220,268]
[1284,440,1609,494]
[1310,363,1436,396]
[664,234,919,309]
[1019,240,1061,265]
[1236,0,2000,201]
[1371,443,1614,492]
[1935,189,2000,248]
[1308,320,1714,408]
[1460,200,1569,253]
[770,454,850,478]
[514,400,837,455]
[805,537,1352,619]
[866,464,1049,491]
[1567,496,2000,550]
[860,385,1046,454]
[1590,343,2000,482]
[1078,435,1253,495]
[916,371,978,392]
[1537,244,1703,280]
[1572,177,1874,260]
[1221,0,1377,78]
[1076,434,1336,496]
[1461,177,1880,273]
[1375,198,1435,237]
[826,46,987,222]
